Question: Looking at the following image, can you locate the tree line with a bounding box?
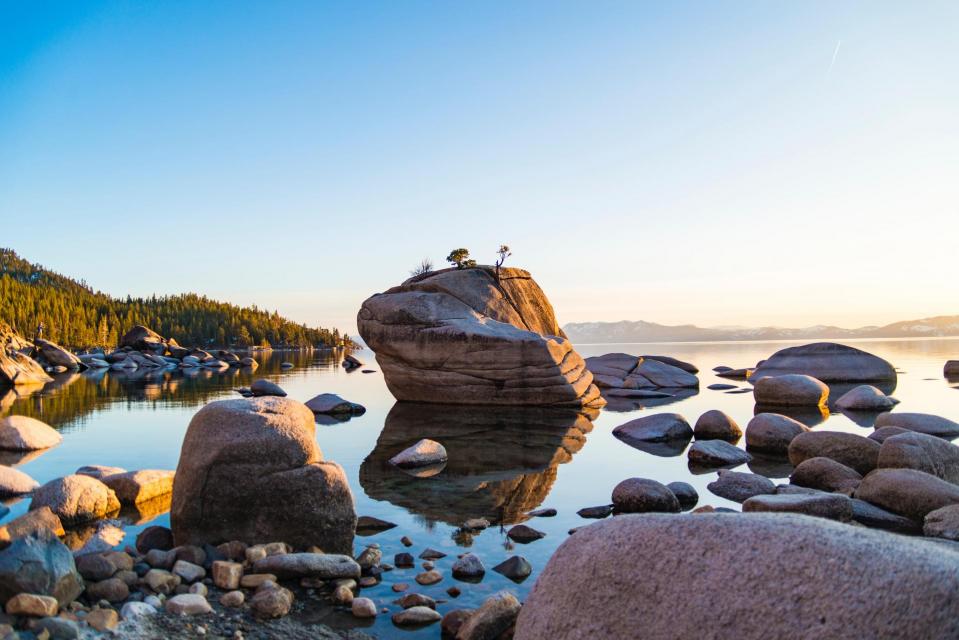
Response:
[0,248,351,350]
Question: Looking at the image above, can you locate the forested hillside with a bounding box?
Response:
[0,248,349,350]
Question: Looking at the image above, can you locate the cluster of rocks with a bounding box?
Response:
[583,353,699,400]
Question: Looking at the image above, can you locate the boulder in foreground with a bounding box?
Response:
[0,529,84,606]
[514,513,959,640]
[356,267,604,408]
[170,397,356,553]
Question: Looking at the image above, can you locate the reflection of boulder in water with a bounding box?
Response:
[601,388,699,413]
[754,404,829,428]
[120,493,172,526]
[837,408,888,428]
[359,403,594,526]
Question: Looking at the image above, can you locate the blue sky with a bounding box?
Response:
[2,1,957,335]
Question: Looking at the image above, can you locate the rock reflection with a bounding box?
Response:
[753,404,830,428]
[359,402,594,527]
[601,388,699,413]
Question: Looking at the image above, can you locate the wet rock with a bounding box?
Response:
[171,397,356,553]
[250,584,294,619]
[5,593,58,617]
[102,469,174,505]
[750,342,896,383]
[135,525,173,554]
[389,439,448,468]
[788,431,880,475]
[355,515,397,535]
[0,464,38,497]
[457,591,521,640]
[75,552,121,581]
[506,524,545,544]
[165,593,212,615]
[396,592,435,609]
[687,440,751,467]
[790,457,862,494]
[743,492,853,521]
[869,426,911,444]
[253,553,360,580]
[753,374,829,407]
[666,481,699,509]
[0,415,62,451]
[305,393,365,415]
[452,553,485,579]
[612,478,680,513]
[874,412,959,439]
[30,474,120,525]
[393,605,442,626]
[527,507,557,517]
[0,506,65,546]
[707,470,776,503]
[357,267,604,407]
[693,410,741,441]
[924,504,959,540]
[527,515,959,639]
[249,379,287,397]
[855,468,959,521]
[612,413,692,447]
[877,431,959,483]
[715,367,753,379]
[835,385,898,411]
[744,413,809,455]
[351,597,377,618]
[493,555,532,582]
[707,383,737,390]
[576,505,613,519]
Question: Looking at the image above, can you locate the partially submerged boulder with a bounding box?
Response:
[388,438,447,469]
[0,464,39,497]
[835,385,898,411]
[514,513,959,639]
[751,342,897,383]
[753,374,828,407]
[744,413,808,455]
[170,397,356,553]
[30,475,121,525]
[585,353,699,393]
[0,349,53,386]
[305,393,365,415]
[101,469,175,505]
[356,267,604,408]
[0,415,62,451]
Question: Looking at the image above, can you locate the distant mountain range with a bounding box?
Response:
[563,315,959,344]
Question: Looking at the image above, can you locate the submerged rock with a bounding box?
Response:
[356,267,604,407]
[835,385,898,411]
[513,513,959,640]
[751,342,897,383]
[687,440,751,467]
[170,397,356,553]
[305,393,365,415]
[388,439,448,468]
[586,353,699,392]
[102,469,174,505]
[612,413,692,447]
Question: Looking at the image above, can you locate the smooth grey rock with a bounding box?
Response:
[666,481,699,510]
[742,492,853,521]
[850,498,921,534]
[253,553,361,580]
[924,504,959,540]
[707,470,776,503]
[693,410,741,441]
[492,555,532,582]
[513,513,959,640]
[874,412,959,439]
[612,478,680,513]
[835,385,898,410]
[0,415,62,450]
[790,457,862,494]
[451,553,485,579]
[392,605,442,626]
[855,468,959,521]
[688,440,751,467]
[788,431,880,475]
[389,439,448,468]
[753,374,829,407]
[878,431,959,484]
[250,379,287,397]
[869,426,911,444]
[744,413,809,455]
[750,342,897,383]
[612,413,692,446]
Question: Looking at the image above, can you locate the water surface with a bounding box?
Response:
[2,338,958,636]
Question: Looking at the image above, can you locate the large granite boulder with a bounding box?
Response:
[34,339,85,371]
[119,325,166,351]
[0,415,63,450]
[0,349,52,386]
[170,397,356,553]
[30,475,121,525]
[514,513,959,639]
[751,342,896,384]
[356,267,604,407]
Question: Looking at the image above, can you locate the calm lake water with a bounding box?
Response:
[2,338,958,636]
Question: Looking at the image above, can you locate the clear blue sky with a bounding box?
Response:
[2,1,957,335]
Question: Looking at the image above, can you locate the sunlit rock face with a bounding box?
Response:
[357,267,604,408]
[359,402,595,527]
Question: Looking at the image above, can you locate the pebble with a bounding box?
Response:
[351,597,377,618]
[392,605,442,626]
[507,524,546,543]
[415,570,443,585]
[492,555,532,582]
[451,553,486,579]
[419,548,447,560]
[220,591,245,608]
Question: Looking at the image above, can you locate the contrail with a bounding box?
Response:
[827,40,842,76]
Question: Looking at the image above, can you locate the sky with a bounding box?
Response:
[1,1,957,336]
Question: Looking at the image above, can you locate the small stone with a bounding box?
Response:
[462,518,490,530]
[165,593,212,616]
[415,570,442,585]
[666,481,699,510]
[389,439,448,468]
[351,597,377,618]
[707,470,776,503]
[35,617,81,640]
[492,556,532,582]
[174,545,207,566]
[356,545,382,570]
[212,561,243,590]
[172,560,206,583]
[688,440,751,467]
[333,585,354,605]
[145,548,177,570]
[250,585,294,619]
[86,608,119,631]
[693,410,742,441]
[422,561,435,571]
[189,583,208,597]
[447,586,461,597]
[240,574,277,589]
[395,552,414,568]
[355,516,397,535]
[612,478,680,513]
[359,576,379,588]
[250,379,286,397]
[145,568,180,594]
[86,577,129,603]
[392,605,442,626]
[392,583,409,592]
[120,601,157,620]
[215,541,248,561]
[401,536,413,547]
[743,493,854,521]
[419,548,447,560]
[506,524,546,543]
[5,593,59,617]
[527,508,557,517]
[220,591,245,608]
[577,505,613,519]
[396,593,436,609]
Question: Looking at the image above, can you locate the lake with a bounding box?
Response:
[2,338,958,636]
